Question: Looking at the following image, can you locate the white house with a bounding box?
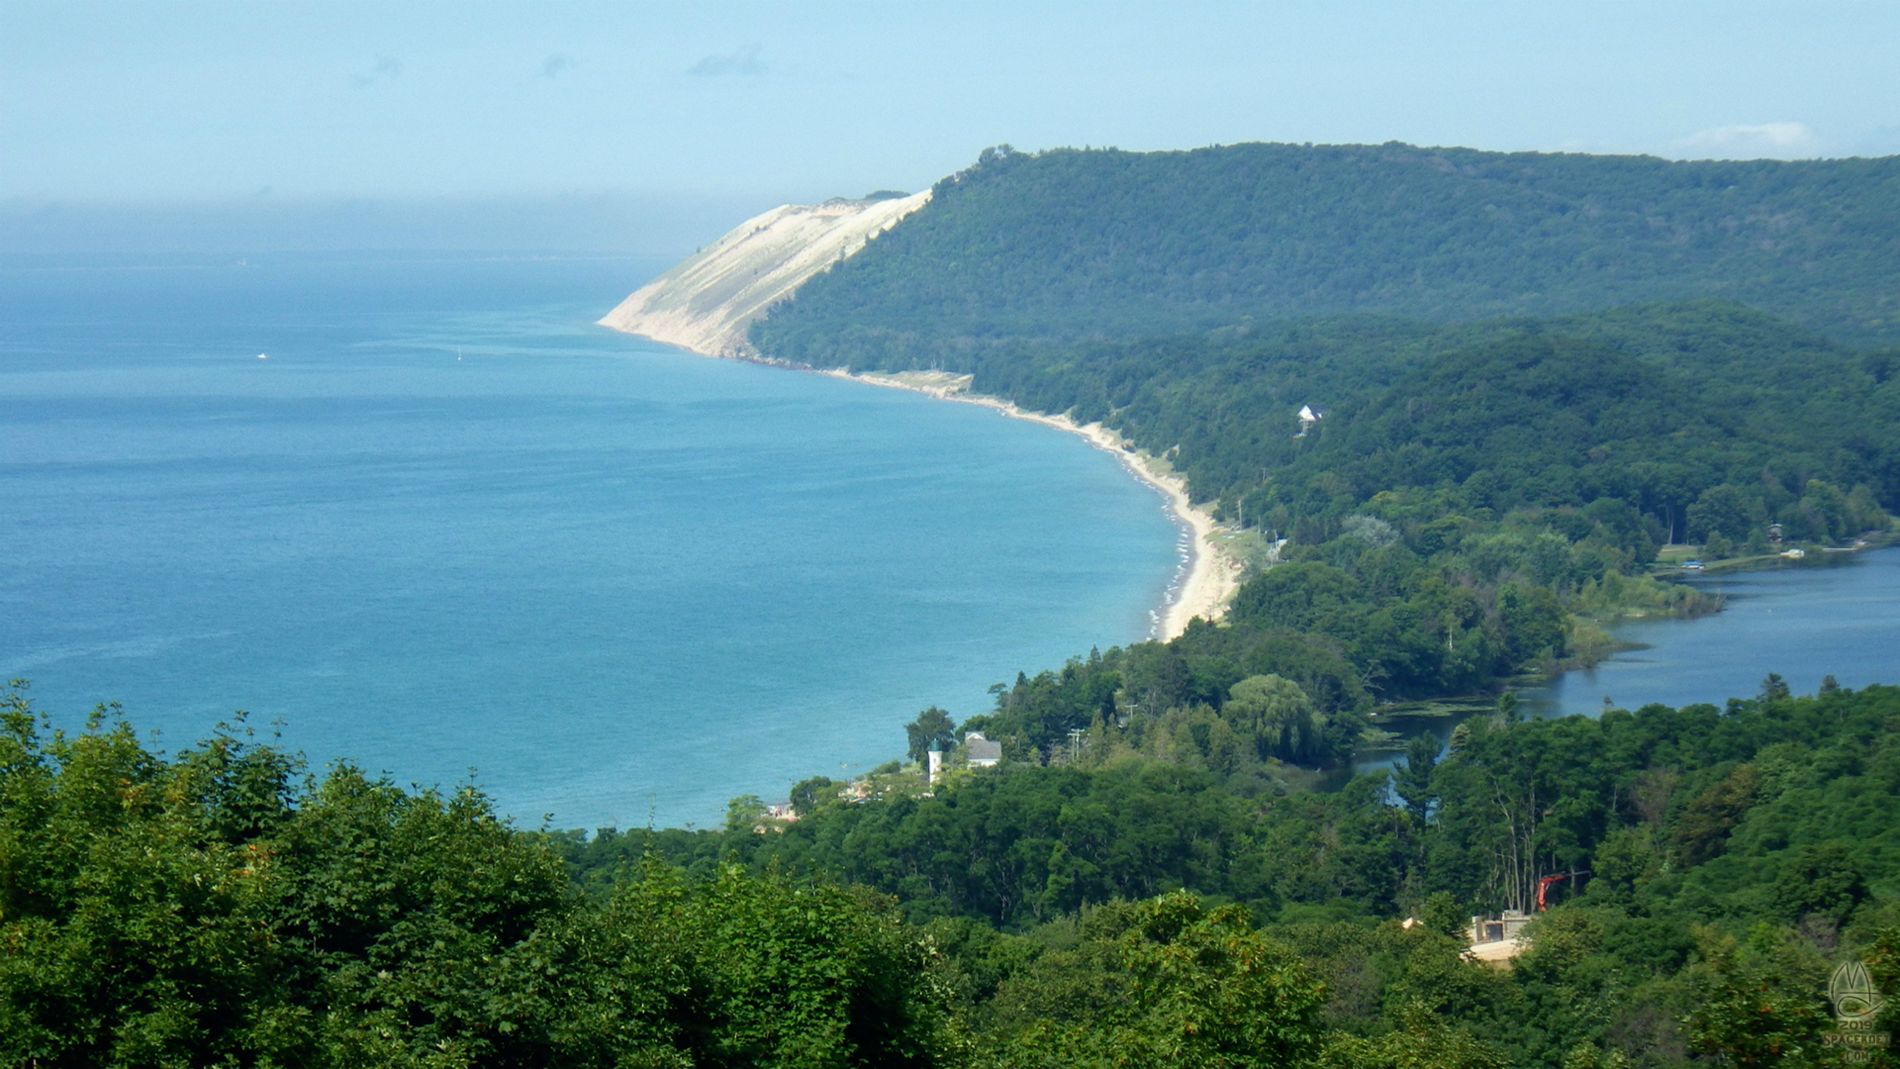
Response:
[963,731,1002,768]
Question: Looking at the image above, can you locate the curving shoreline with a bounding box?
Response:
[592,183,1243,642]
[599,311,1244,639]
[812,368,1240,641]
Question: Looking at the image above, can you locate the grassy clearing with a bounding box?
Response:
[1216,527,1278,578]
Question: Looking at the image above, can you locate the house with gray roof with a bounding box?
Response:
[963,731,1002,768]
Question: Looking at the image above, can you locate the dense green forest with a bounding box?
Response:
[13,682,1900,1067]
[754,143,1900,347]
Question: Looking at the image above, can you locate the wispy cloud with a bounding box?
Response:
[687,44,765,78]
[539,53,577,80]
[1677,121,1821,159]
[351,54,403,89]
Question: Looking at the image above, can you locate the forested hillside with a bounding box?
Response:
[570,681,1900,1068]
[753,142,1900,351]
[867,301,1899,545]
[15,682,1900,1068]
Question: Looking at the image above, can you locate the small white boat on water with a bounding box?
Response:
[256,353,269,360]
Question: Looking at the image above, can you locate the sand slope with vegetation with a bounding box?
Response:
[597,190,929,357]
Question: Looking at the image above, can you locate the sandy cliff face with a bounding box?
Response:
[597,190,930,358]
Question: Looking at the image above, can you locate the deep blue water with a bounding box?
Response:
[0,253,1181,828]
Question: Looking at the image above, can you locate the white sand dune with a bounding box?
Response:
[597,191,931,357]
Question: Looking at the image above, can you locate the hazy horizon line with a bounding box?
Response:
[0,192,781,258]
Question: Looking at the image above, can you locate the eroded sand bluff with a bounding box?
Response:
[597,191,931,358]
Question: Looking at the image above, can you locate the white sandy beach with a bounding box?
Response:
[824,369,1240,641]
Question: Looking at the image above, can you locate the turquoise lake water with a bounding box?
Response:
[0,253,1182,828]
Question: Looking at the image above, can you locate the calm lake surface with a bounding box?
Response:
[1520,548,1900,716]
[0,253,1181,828]
[1357,547,1900,775]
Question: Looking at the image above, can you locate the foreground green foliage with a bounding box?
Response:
[11,682,1900,1067]
[0,688,953,1069]
[978,892,1325,1069]
[571,683,1900,1068]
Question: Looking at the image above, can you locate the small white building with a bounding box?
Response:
[1297,404,1326,437]
[963,731,1002,768]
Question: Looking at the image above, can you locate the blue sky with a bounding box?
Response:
[5,1,1897,252]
